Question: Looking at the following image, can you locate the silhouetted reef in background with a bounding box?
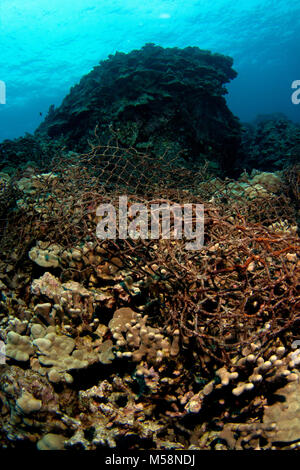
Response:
[240,113,300,171]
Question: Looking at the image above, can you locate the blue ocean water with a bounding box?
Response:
[0,0,300,142]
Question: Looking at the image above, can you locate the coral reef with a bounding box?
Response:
[0,141,299,450]
[0,134,62,173]
[36,44,241,172]
[0,45,299,452]
[240,113,300,172]
[1,44,241,177]
[0,171,16,219]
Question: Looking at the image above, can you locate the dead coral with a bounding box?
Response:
[31,272,112,326]
[109,308,175,364]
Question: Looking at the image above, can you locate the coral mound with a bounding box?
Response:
[35,43,241,174]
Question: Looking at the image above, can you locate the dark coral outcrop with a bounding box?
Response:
[0,134,62,173]
[35,43,241,174]
[239,113,300,172]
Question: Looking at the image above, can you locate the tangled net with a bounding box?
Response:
[0,141,299,369]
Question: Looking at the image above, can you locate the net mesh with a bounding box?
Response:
[0,141,299,364]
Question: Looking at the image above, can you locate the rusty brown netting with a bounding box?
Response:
[0,141,299,364]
